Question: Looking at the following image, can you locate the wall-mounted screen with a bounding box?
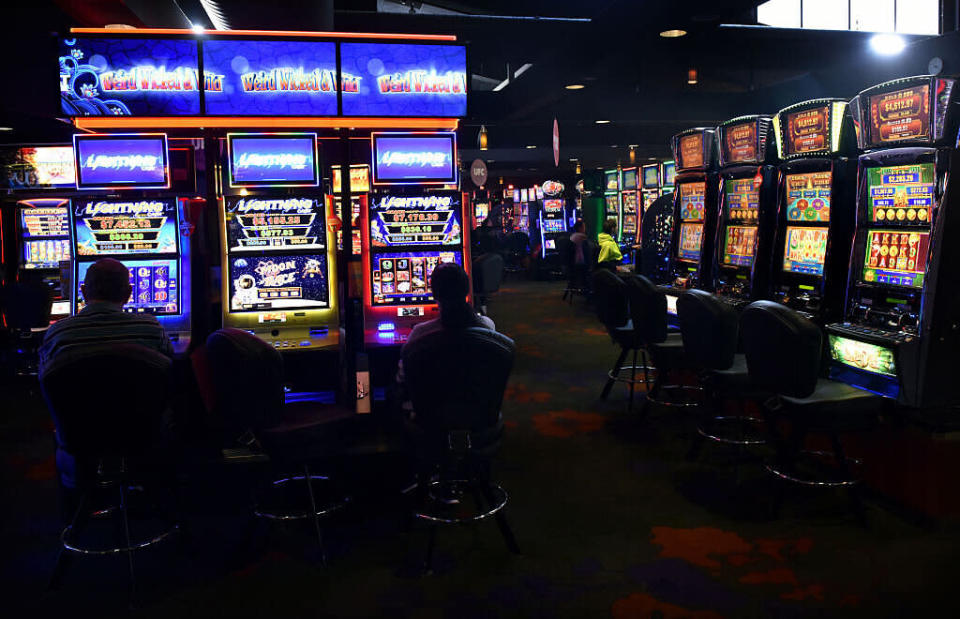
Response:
[641,165,660,188]
[786,105,830,154]
[59,37,201,117]
[340,43,466,117]
[371,132,456,185]
[786,172,832,221]
[678,133,704,169]
[226,196,325,251]
[722,121,758,163]
[227,133,319,187]
[4,146,76,189]
[783,226,828,276]
[76,258,180,315]
[679,181,705,221]
[370,192,462,247]
[867,163,934,224]
[74,199,178,257]
[722,225,758,267]
[202,40,338,116]
[868,84,931,144]
[74,134,169,189]
[862,229,929,289]
[332,165,371,193]
[370,250,463,306]
[621,168,638,190]
[229,253,330,311]
[677,222,703,263]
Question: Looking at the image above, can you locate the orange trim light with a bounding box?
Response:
[70,27,456,41]
[73,117,459,131]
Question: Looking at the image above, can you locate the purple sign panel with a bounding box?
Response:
[371,132,457,185]
[74,133,169,189]
[227,133,319,187]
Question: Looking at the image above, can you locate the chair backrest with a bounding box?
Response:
[625,275,669,344]
[205,328,285,437]
[556,236,575,267]
[507,232,529,253]
[741,301,822,398]
[472,252,504,295]
[591,269,629,331]
[40,342,172,459]
[0,281,52,330]
[677,289,739,370]
[402,327,515,437]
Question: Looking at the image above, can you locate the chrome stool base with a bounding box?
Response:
[696,416,767,446]
[253,474,350,521]
[647,384,704,408]
[765,450,862,487]
[415,479,508,525]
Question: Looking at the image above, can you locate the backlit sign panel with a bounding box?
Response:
[227,133,319,187]
[371,132,457,185]
[74,133,169,189]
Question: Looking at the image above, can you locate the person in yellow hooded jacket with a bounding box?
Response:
[597,218,623,271]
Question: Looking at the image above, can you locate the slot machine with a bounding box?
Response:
[70,133,192,353]
[712,115,779,307]
[619,167,640,257]
[768,99,858,322]
[826,75,960,409]
[539,180,567,258]
[15,198,73,318]
[640,163,662,213]
[603,169,621,239]
[660,128,720,319]
[661,160,677,195]
[220,132,339,352]
[329,164,369,258]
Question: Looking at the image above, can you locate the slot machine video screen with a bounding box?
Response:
[74,199,178,257]
[867,164,934,225]
[19,203,72,269]
[5,146,76,190]
[621,191,638,215]
[722,121,758,163]
[541,218,566,233]
[370,250,462,306]
[786,172,831,221]
[76,258,180,315]
[229,253,330,311]
[74,134,169,189]
[869,84,930,144]
[783,226,828,276]
[370,193,462,247]
[722,225,758,267]
[678,133,704,169]
[543,199,564,213]
[228,133,319,187]
[622,214,637,234]
[679,182,705,221]
[724,178,759,223]
[622,168,638,190]
[786,106,830,155]
[663,162,676,186]
[862,229,930,289]
[677,223,703,263]
[226,196,325,251]
[605,171,619,191]
[605,194,620,216]
[642,166,660,189]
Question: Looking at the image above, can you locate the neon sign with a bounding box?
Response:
[74,133,169,189]
[227,133,319,187]
[371,132,457,185]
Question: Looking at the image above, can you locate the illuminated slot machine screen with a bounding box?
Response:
[782,226,828,276]
[76,258,180,315]
[74,199,178,257]
[621,191,638,215]
[622,168,638,190]
[5,146,76,190]
[475,202,489,223]
[828,335,897,377]
[722,121,758,163]
[226,196,325,251]
[663,161,676,186]
[722,225,758,267]
[867,164,934,225]
[786,105,830,155]
[229,253,330,311]
[605,194,620,216]
[677,223,703,263]
[19,202,72,269]
[678,134,704,169]
[642,165,660,189]
[622,214,637,234]
[228,133,319,188]
[724,177,759,223]
[543,199,564,213]
[605,171,619,192]
[868,84,930,145]
[786,172,831,222]
[678,181,705,221]
[862,229,930,289]
[541,219,566,233]
[371,251,463,306]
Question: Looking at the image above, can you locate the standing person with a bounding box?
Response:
[597,218,623,271]
[569,220,588,265]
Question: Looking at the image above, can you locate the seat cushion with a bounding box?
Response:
[705,354,753,392]
[259,402,357,459]
[648,332,690,369]
[780,379,884,430]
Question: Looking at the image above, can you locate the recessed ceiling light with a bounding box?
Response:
[0,126,13,131]
[595,120,611,124]
[565,84,585,90]
[611,144,618,148]
[526,145,537,149]
[568,158,578,162]
[660,29,687,38]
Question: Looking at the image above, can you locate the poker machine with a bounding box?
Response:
[661,160,677,195]
[603,169,621,239]
[712,115,779,307]
[70,133,193,353]
[329,164,370,258]
[640,163,662,214]
[619,167,640,256]
[219,132,339,352]
[826,75,960,409]
[15,198,74,318]
[768,98,858,322]
[660,127,719,320]
[538,180,567,258]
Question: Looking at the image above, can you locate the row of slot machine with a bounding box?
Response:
[1,131,472,364]
[646,74,960,412]
[603,161,677,262]
[497,184,570,258]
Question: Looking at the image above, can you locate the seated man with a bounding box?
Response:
[40,258,174,374]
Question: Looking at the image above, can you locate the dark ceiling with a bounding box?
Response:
[3,0,959,183]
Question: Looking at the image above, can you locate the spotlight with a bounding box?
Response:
[565,84,585,90]
[660,29,687,38]
[870,33,906,56]
[595,120,611,124]
[191,23,205,34]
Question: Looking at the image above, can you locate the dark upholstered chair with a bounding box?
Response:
[741,301,884,521]
[203,328,354,564]
[502,231,529,277]
[1,280,53,376]
[472,252,504,316]
[678,290,765,460]
[41,343,177,603]
[401,326,521,572]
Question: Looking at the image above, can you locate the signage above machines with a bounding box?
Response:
[332,165,371,193]
[74,133,170,189]
[227,132,319,188]
[371,131,457,185]
[2,145,76,190]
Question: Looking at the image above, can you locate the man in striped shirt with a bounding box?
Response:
[39,258,174,373]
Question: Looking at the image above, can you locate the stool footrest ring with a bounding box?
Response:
[765,450,862,487]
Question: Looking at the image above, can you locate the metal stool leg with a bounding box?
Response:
[48,491,89,590]
[303,464,328,566]
[119,483,137,608]
[628,349,638,415]
[601,348,629,400]
[423,524,438,573]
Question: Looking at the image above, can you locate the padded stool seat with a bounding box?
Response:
[706,354,752,391]
[260,403,357,457]
[781,379,881,430]
[647,332,688,368]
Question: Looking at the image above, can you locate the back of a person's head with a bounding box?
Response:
[83,258,131,305]
[574,220,585,233]
[602,218,617,235]
[431,262,480,329]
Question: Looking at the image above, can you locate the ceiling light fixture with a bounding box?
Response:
[526,145,537,149]
[660,29,687,38]
[595,119,611,124]
[629,146,636,163]
[565,84,585,90]
[478,124,488,150]
[870,33,906,56]
[687,68,698,85]
[0,126,13,131]
[575,162,582,175]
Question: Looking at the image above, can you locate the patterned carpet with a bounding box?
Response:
[2,279,957,617]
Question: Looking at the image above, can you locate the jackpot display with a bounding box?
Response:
[723,121,758,163]
[371,132,457,185]
[786,105,830,155]
[74,133,170,189]
[76,258,180,315]
[226,197,325,251]
[74,199,178,256]
[862,229,929,288]
[19,200,72,269]
[4,146,76,190]
[782,226,828,275]
[724,178,759,222]
[678,134,704,169]
[867,163,934,224]
[869,84,930,143]
[228,133,319,187]
[370,251,462,306]
[229,253,330,311]
[369,193,462,247]
[786,172,831,222]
